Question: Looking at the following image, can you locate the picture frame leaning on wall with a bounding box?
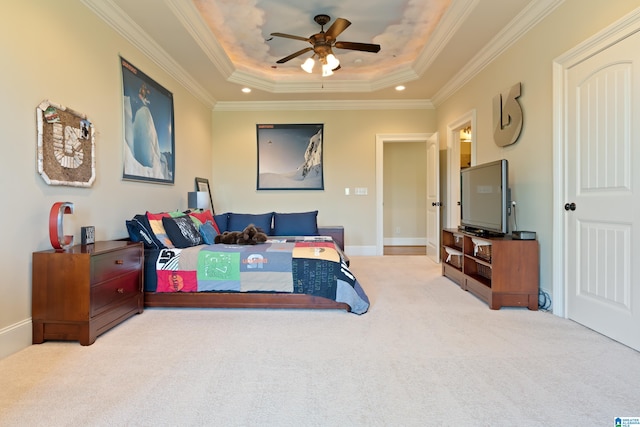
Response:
[195,177,215,215]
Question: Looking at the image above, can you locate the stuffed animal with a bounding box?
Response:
[214,231,242,244]
[237,224,268,245]
[214,224,268,245]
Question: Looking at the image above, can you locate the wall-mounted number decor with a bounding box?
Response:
[493,82,523,147]
[36,100,95,187]
[256,123,324,190]
[121,57,175,184]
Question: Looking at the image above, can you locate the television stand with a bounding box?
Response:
[442,228,539,310]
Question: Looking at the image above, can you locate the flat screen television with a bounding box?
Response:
[460,159,510,236]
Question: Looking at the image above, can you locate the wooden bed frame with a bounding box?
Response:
[142,226,351,312]
[144,291,351,311]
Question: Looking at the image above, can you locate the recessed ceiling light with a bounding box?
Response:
[242,87,251,93]
[395,85,406,91]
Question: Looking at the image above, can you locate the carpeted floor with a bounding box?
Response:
[1,256,639,426]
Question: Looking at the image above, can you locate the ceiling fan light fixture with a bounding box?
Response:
[301,57,315,73]
[325,53,340,69]
[272,15,380,76]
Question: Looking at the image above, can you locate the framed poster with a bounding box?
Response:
[256,123,324,190]
[120,57,175,184]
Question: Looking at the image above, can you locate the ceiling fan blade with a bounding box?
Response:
[276,47,313,64]
[334,41,381,53]
[325,18,351,39]
[270,32,310,43]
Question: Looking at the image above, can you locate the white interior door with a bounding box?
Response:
[565,30,640,351]
[426,133,440,263]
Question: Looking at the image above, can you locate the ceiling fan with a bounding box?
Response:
[270,14,381,76]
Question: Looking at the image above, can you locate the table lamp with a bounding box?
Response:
[188,191,210,210]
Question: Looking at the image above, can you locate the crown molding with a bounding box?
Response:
[81,0,217,108]
[213,99,435,112]
[83,0,563,109]
[165,0,236,79]
[413,0,480,75]
[431,0,564,106]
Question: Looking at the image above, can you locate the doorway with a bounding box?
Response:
[383,141,427,255]
[375,133,436,258]
[446,111,477,229]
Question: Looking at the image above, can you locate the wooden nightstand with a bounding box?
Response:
[32,241,144,345]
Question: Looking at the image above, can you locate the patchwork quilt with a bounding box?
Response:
[148,238,369,314]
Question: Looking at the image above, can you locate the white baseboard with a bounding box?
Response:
[0,318,32,360]
[345,245,377,256]
[383,237,427,246]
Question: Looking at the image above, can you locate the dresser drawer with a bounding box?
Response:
[91,246,142,284]
[91,271,141,316]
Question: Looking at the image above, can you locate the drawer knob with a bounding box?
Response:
[117,288,124,294]
[115,259,124,265]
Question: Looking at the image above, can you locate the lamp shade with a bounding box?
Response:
[321,63,334,77]
[188,191,210,210]
[325,53,340,69]
[301,57,315,73]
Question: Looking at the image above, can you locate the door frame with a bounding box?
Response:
[375,133,431,256]
[446,110,477,228]
[552,8,640,317]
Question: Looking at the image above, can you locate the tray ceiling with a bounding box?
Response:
[83,0,557,106]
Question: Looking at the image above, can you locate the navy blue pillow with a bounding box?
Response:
[227,212,273,234]
[214,213,229,233]
[126,214,164,249]
[162,216,203,248]
[273,211,319,236]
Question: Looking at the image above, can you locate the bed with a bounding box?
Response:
[142,236,369,314]
[127,210,369,314]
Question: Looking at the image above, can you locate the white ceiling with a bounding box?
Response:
[83,0,560,107]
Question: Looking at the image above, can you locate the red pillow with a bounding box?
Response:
[189,209,220,233]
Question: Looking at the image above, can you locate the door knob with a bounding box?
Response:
[564,202,576,211]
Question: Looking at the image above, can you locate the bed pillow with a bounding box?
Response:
[273,211,319,236]
[126,214,164,249]
[162,216,203,248]
[214,213,229,233]
[189,209,220,233]
[227,212,273,235]
[199,220,219,245]
[146,211,174,248]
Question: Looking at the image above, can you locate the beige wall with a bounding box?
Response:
[211,109,435,248]
[435,0,640,296]
[0,0,213,358]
